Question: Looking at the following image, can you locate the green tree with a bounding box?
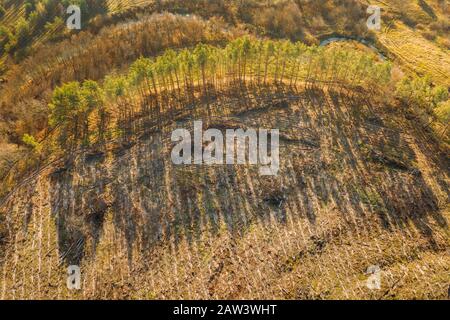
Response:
[48,82,82,150]
[240,37,252,82]
[194,44,209,96]
[129,57,152,87]
[263,41,275,84]
[129,56,154,116]
[15,17,31,49]
[104,75,132,136]
[80,80,104,146]
[179,49,195,100]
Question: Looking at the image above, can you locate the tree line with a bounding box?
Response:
[40,37,392,153]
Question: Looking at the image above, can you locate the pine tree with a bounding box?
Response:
[80,80,104,146]
[48,82,82,151]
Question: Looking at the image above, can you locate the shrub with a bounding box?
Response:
[22,133,41,151]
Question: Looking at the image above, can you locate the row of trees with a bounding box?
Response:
[122,37,391,99]
[41,37,392,153]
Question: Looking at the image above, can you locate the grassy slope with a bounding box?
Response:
[368,0,450,86]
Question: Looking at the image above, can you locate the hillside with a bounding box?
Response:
[0,0,449,300]
[1,76,449,299]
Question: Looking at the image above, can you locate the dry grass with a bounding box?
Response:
[378,22,450,87]
[368,0,450,86]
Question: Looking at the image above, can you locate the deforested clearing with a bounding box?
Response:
[0,0,448,300]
